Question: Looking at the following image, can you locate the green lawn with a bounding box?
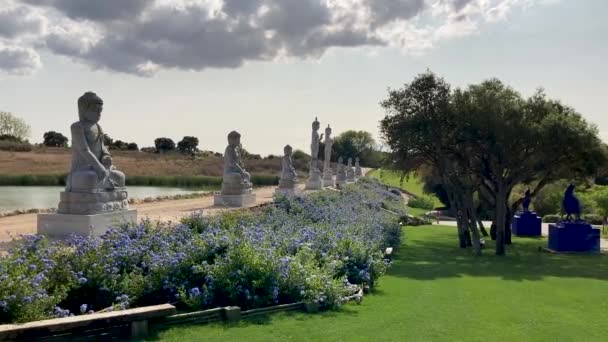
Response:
[368,169,442,207]
[406,206,429,217]
[151,226,608,341]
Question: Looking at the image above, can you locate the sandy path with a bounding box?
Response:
[0,185,304,244]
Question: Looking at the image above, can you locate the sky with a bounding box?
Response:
[0,0,606,156]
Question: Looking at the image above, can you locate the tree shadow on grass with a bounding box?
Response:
[391,227,608,282]
[146,306,360,340]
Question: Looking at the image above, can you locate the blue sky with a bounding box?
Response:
[0,0,606,155]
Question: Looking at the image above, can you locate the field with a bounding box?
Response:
[0,148,290,177]
[154,226,608,341]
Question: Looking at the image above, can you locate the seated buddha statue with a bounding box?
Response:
[66,92,125,193]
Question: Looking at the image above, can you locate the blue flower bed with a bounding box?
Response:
[0,178,404,324]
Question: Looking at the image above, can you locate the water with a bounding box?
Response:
[0,186,208,214]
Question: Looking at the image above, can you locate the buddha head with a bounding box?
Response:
[325,125,332,136]
[312,117,320,131]
[78,92,103,123]
[284,144,293,156]
[228,131,241,147]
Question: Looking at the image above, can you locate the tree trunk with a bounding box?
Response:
[478,219,489,237]
[465,190,482,255]
[495,183,507,256]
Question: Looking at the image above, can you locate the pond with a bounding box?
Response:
[0,186,209,213]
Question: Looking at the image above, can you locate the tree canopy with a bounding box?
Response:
[380,71,606,255]
[0,112,30,141]
[42,131,69,147]
[177,136,199,154]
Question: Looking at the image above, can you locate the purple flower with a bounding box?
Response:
[78,277,88,285]
[189,287,201,297]
[28,264,37,271]
[80,304,88,314]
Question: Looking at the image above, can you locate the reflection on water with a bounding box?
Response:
[0,186,207,213]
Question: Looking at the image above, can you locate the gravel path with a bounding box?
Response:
[0,184,304,245]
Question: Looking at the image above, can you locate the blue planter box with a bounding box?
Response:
[548,222,600,253]
[512,211,542,237]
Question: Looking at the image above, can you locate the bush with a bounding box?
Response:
[0,140,33,152]
[543,214,561,223]
[0,179,403,323]
[584,214,604,225]
[407,196,435,210]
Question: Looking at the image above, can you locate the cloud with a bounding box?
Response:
[0,43,42,74]
[0,3,46,39]
[0,0,554,76]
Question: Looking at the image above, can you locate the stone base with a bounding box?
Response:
[323,178,335,188]
[214,193,256,207]
[58,189,130,215]
[305,178,322,190]
[275,188,299,196]
[512,211,542,237]
[548,222,600,253]
[37,209,138,238]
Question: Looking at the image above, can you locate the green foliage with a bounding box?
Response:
[42,131,69,147]
[0,112,30,141]
[333,130,378,166]
[155,226,608,342]
[155,137,176,153]
[0,139,33,152]
[543,214,561,223]
[407,196,435,210]
[177,136,199,154]
[584,214,604,225]
[368,169,442,207]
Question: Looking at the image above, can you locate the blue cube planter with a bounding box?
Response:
[548,222,600,253]
[512,211,542,237]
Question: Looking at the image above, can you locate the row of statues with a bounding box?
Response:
[38,92,364,237]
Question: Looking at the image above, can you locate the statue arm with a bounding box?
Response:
[227,148,247,176]
[71,124,106,176]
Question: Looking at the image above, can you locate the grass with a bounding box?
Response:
[368,169,442,207]
[406,206,429,217]
[151,226,608,342]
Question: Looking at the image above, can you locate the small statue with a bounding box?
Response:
[310,117,322,171]
[323,125,333,179]
[67,92,125,192]
[221,131,252,195]
[563,184,581,221]
[278,145,297,189]
[335,156,347,188]
[355,157,362,178]
[522,188,531,212]
[346,157,356,182]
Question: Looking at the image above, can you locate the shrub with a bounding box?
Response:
[0,140,33,152]
[543,214,561,223]
[408,196,435,210]
[584,214,604,225]
[0,179,403,323]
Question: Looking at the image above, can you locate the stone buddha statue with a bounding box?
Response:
[355,157,362,177]
[346,157,355,182]
[310,117,322,171]
[278,145,297,190]
[66,92,125,192]
[221,131,252,195]
[56,92,130,215]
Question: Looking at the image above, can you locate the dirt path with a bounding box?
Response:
[0,185,304,244]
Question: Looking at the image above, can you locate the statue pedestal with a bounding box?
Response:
[305,178,322,190]
[548,222,601,253]
[37,209,137,238]
[214,194,256,207]
[275,188,299,196]
[512,211,542,237]
[322,177,334,188]
[57,190,130,215]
